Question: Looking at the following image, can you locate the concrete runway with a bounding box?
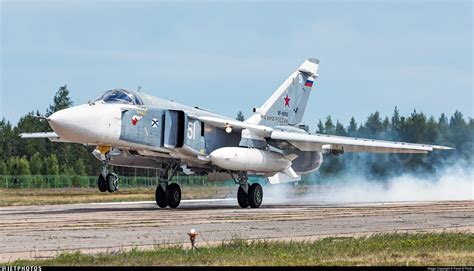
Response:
[1,199,473,262]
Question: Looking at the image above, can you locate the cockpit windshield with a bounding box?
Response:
[95,89,143,105]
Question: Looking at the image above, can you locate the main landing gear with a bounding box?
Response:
[155,163,182,209]
[234,172,263,208]
[98,152,119,193]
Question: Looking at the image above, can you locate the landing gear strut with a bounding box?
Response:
[97,151,119,193]
[233,172,263,208]
[155,163,182,209]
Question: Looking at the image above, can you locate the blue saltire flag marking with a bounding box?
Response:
[151,118,159,128]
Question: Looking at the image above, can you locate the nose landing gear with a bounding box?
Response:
[106,173,119,192]
[98,172,119,193]
[97,151,119,193]
[98,174,107,192]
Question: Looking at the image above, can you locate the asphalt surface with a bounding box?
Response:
[1,199,473,262]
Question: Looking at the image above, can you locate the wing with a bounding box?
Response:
[19,132,72,143]
[193,115,452,154]
[269,131,453,154]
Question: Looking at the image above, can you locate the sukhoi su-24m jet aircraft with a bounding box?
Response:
[21,58,452,209]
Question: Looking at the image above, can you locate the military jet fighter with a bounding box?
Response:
[21,58,452,208]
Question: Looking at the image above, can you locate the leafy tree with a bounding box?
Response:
[6,157,30,175]
[44,154,60,175]
[236,111,245,121]
[448,111,470,161]
[0,160,6,175]
[437,113,449,143]
[29,152,43,175]
[468,118,474,163]
[6,157,19,175]
[18,157,31,175]
[391,107,401,131]
[425,116,439,143]
[62,164,75,175]
[46,84,73,116]
[75,159,87,176]
[0,118,15,160]
[347,117,358,137]
[15,112,51,158]
[316,120,325,134]
[335,121,346,136]
[406,111,428,142]
[382,117,390,130]
[324,116,335,135]
[361,111,383,139]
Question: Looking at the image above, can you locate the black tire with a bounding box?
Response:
[167,183,181,209]
[237,186,249,208]
[248,183,263,208]
[106,173,118,192]
[98,174,107,192]
[155,185,168,208]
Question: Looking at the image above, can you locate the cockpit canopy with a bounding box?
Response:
[95,89,143,105]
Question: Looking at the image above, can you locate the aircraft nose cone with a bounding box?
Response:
[49,106,95,142]
[48,108,72,127]
[48,104,120,144]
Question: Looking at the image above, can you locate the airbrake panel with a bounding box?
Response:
[163,110,185,148]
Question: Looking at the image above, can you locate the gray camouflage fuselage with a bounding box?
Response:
[108,89,322,177]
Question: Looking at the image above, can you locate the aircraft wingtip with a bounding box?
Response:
[433,145,455,150]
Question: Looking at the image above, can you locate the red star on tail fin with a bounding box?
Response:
[284,94,291,107]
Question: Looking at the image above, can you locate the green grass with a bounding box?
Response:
[0,186,237,206]
[7,232,474,266]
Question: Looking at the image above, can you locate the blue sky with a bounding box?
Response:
[1,0,472,129]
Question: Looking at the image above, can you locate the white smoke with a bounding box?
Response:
[263,163,473,205]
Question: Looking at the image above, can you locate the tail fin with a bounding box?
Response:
[245,58,319,127]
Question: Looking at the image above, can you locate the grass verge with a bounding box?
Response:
[6,232,474,266]
[0,186,236,206]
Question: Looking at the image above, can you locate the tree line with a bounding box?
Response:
[1,85,472,179]
[0,85,101,176]
[315,109,473,179]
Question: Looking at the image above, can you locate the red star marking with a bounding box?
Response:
[284,94,291,107]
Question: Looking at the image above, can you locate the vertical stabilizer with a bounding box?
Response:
[245,58,319,127]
